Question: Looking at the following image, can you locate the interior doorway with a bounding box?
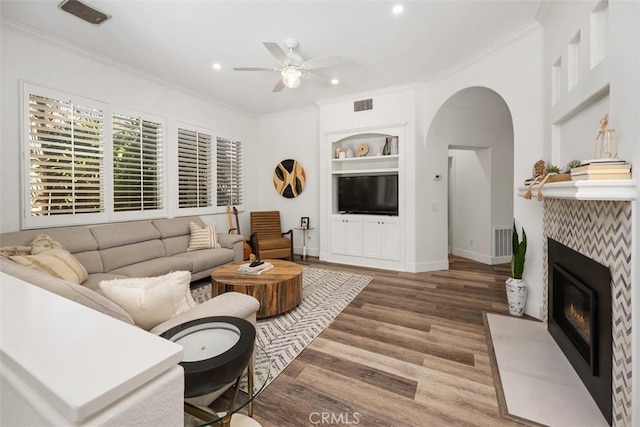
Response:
[428,87,514,265]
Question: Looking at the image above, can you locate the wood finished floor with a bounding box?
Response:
[245,256,520,427]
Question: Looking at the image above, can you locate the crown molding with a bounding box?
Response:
[1,17,258,120]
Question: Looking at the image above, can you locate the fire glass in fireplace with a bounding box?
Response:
[548,238,612,425]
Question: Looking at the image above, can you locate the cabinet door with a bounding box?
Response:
[344,219,363,256]
[380,219,400,261]
[363,219,382,258]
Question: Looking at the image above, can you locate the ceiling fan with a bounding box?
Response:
[233,39,341,92]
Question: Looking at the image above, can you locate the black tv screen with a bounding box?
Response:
[338,175,398,215]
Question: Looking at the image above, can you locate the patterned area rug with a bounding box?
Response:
[190,266,373,389]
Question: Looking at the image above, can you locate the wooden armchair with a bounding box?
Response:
[249,211,293,261]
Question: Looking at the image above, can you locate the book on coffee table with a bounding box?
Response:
[237,262,274,275]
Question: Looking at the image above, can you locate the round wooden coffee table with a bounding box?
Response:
[211,260,303,319]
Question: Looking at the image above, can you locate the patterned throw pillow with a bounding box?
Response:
[99,271,197,330]
[0,246,31,258]
[187,222,221,251]
[30,234,65,255]
[10,248,88,285]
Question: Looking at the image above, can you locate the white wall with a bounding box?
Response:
[256,109,320,257]
[0,23,260,233]
[421,25,545,317]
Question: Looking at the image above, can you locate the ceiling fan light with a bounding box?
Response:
[281,67,302,89]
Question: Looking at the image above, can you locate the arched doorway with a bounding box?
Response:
[427,87,514,265]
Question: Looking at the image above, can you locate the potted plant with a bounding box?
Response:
[505,220,527,317]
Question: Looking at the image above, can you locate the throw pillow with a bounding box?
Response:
[0,246,31,258]
[187,222,221,251]
[10,248,89,285]
[30,234,64,255]
[99,271,197,330]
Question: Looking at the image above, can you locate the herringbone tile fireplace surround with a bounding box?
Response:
[543,198,632,426]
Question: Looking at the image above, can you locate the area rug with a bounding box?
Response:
[191,266,373,390]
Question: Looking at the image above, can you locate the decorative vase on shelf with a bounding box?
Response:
[382,138,391,155]
[390,136,398,155]
[506,220,527,317]
[345,145,355,158]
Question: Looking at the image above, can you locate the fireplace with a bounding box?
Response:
[548,238,612,425]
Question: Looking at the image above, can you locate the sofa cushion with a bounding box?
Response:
[73,251,104,274]
[0,257,134,325]
[187,222,221,251]
[0,226,98,254]
[162,235,191,257]
[10,248,89,285]
[172,248,234,273]
[153,216,204,238]
[99,271,197,330]
[217,234,244,250]
[100,240,167,272]
[109,256,192,278]
[90,221,160,250]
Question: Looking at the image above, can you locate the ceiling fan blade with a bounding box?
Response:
[233,66,278,72]
[263,42,289,65]
[302,56,341,70]
[272,79,286,92]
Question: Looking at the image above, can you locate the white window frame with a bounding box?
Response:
[174,122,216,217]
[21,83,168,228]
[216,137,244,213]
[110,108,167,222]
[21,83,109,228]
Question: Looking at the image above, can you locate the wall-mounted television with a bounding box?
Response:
[337,174,398,215]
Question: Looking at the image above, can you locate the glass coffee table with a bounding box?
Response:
[185,345,270,427]
[161,317,270,427]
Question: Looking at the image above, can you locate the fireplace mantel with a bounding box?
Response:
[517,180,637,201]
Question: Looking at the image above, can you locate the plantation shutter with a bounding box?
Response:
[177,127,213,208]
[216,137,243,207]
[28,93,104,217]
[112,113,164,212]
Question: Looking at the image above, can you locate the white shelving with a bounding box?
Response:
[517,179,636,201]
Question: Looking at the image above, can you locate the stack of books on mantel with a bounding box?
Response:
[571,160,632,181]
[237,261,273,275]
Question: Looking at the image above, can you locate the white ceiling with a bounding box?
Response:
[1,0,542,117]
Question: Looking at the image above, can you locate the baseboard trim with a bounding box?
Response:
[405,260,449,273]
[453,248,492,264]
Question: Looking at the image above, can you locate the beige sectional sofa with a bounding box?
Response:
[0,216,243,291]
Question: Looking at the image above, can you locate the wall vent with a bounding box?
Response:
[493,226,513,258]
[58,0,111,25]
[354,99,373,112]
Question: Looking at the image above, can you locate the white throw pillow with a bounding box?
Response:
[187,222,221,251]
[99,271,197,330]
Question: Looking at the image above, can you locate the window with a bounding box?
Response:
[216,137,243,208]
[25,90,106,226]
[23,83,167,228]
[112,113,164,212]
[177,126,213,210]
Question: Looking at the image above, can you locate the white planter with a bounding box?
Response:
[505,278,527,317]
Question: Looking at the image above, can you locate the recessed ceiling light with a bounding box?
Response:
[331,79,339,85]
[212,63,222,70]
[392,4,404,14]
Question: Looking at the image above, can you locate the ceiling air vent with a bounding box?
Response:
[58,0,111,25]
[354,99,373,112]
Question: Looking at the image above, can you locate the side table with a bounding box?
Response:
[294,227,314,260]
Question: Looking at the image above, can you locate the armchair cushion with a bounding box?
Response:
[99,271,197,330]
[250,211,293,261]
